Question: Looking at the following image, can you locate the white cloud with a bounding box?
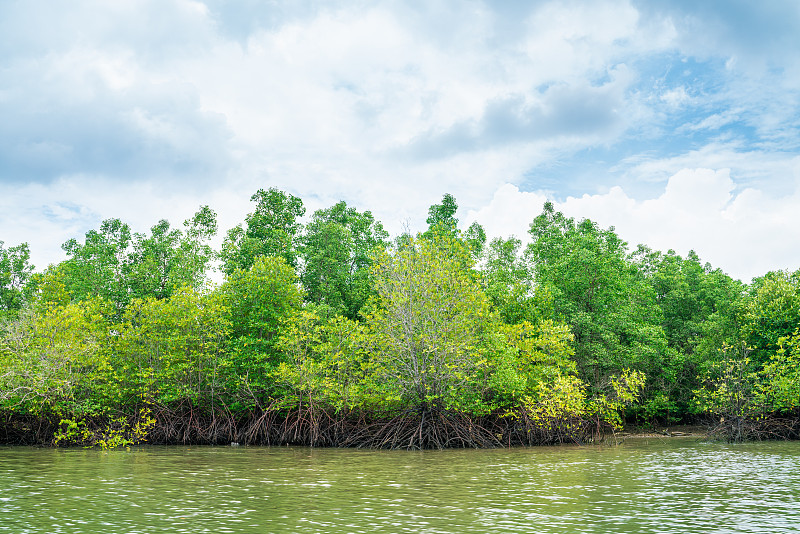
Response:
[683,111,740,132]
[464,184,548,241]
[1,0,799,285]
[0,176,237,271]
[660,86,691,108]
[614,140,800,193]
[465,169,800,281]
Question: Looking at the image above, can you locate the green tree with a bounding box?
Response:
[127,206,218,300]
[127,219,181,300]
[741,269,800,367]
[220,188,305,275]
[486,319,576,407]
[0,241,34,321]
[274,310,372,412]
[482,237,540,325]
[631,246,744,416]
[113,287,230,410]
[0,297,113,419]
[61,218,132,312]
[463,221,487,261]
[179,205,218,285]
[694,328,800,441]
[423,193,459,238]
[527,202,668,411]
[422,193,487,273]
[759,329,800,414]
[221,256,303,405]
[364,234,493,413]
[300,201,389,319]
[632,246,743,356]
[695,270,800,430]
[57,208,217,313]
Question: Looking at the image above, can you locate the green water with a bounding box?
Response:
[2,438,800,533]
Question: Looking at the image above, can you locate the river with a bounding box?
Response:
[2,438,799,533]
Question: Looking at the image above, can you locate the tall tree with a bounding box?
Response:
[632,247,742,356]
[179,205,218,285]
[0,241,34,320]
[0,296,112,419]
[221,256,303,402]
[630,246,744,416]
[365,234,493,413]
[422,193,487,268]
[127,220,182,301]
[220,188,305,275]
[741,269,800,367]
[463,221,487,261]
[57,207,217,312]
[423,193,459,238]
[60,218,132,311]
[127,206,218,300]
[113,287,229,409]
[527,202,667,393]
[300,201,389,319]
[482,237,538,325]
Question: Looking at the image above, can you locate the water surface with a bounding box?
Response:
[2,438,799,533]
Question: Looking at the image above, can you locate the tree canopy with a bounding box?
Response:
[220,188,305,274]
[1,192,798,446]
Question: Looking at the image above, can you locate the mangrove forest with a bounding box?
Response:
[1,190,799,448]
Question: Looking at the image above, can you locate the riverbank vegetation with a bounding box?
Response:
[1,191,799,448]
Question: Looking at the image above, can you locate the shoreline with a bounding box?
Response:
[617,425,708,439]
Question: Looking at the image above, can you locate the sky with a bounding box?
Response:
[1,0,799,282]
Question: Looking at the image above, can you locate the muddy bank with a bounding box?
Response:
[615,425,709,440]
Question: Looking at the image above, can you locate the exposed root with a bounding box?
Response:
[5,405,799,448]
[342,407,501,450]
[147,404,238,445]
[501,408,595,446]
[0,412,60,445]
[706,412,800,442]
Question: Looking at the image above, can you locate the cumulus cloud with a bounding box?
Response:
[632,0,800,149]
[1,0,798,280]
[660,86,692,109]
[0,1,232,186]
[403,69,633,159]
[0,176,247,270]
[465,169,800,281]
[614,141,800,194]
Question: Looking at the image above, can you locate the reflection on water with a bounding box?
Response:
[2,439,800,533]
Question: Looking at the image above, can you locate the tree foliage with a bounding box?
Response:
[299,201,388,319]
[364,234,493,413]
[56,207,217,313]
[424,193,459,238]
[113,288,230,409]
[527,202,667,390]
[0,241,34,320]
[741,269,800,366]
[482,237,540,325]
[221,255,303,402]
[127,206,218,300]
[60,218,133,311]
[3,191,800,446]
[220,188,305,274]
[0,297,112,418]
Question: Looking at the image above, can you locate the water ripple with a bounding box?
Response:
[1,440,800,533]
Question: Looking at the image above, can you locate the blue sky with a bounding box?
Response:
[1,0,799,281]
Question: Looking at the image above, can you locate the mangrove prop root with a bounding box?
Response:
[707,412,800,443]
[4,406,799,448]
